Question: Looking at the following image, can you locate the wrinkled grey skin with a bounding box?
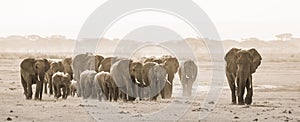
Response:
[225,48,262,105]
[78,70,97,99]
[52,72,72,99]
[94,72,118,101]
[45,61,64,95]
[178,60,198,97]
[72,53,104,83]
[20,58,50,100]
[147,63,167,100]
[110,59,136,101]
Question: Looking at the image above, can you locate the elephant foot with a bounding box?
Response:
[34,97,40,100]
[230,102,237,105]
[26,96,32,100]
[237,102,245,105]
[245,99,252,105]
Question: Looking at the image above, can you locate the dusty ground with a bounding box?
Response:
[0,58,299,122]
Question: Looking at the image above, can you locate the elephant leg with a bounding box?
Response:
[44,81,48,94]
[114,88,119,102]
[162,74,174,99]
[226,73,236,104]
[49,78,53,95]
[77,82,81,97]
[53,85,58,98]
[237,77,245,105]
[34,81,41,100]
[39,80,44,100]
[57,87,62,99]
[187,81,193,96]
[245,76,253,105]
[21,75,28,98]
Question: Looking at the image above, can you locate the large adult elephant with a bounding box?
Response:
[225,48,262,105]
[110,59,136,101]
[72,53,103,82]
[160,56,179,99]
[143,62,168,100]
[45,61,64,95]
[178,60,197,97]
[20,58,50,100]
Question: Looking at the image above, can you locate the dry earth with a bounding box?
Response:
[0,57,299,122]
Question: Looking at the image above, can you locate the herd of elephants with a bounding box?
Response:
[19,48,262,105]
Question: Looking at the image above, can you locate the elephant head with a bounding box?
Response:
[160,56,179,99]
[225,48,262,105]
[62,57,73,79]
[87,55,104,72]
[20,58,50,100]
[98,57,117,73]
[129,61,144,86]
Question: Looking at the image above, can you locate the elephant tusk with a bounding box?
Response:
[135,78,140,84]
[166,80,171,85]
[185,75,190,79]
[37,75,41,82]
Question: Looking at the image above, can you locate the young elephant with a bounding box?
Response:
[94,72,118,101]
[78,70,97,99]
[52,72,72,99]
[69,80,77,97]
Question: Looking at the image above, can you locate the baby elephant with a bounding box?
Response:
[52,72,72,99]
[94,72,118,102]
[69,80,77,97]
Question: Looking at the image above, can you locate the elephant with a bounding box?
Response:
[72,53,104,83]
[129,61,145,100]
[225,48,262,105]
[143,62,168,100]
[52,72,72,99]
[20,58,50,100]
[45,61,64,95]
[78,70,97,99]
[178,60,198,97]
[160,56,179,99]
[69,80,77,97]
[98,57,118,73]
[94,71,118,101]
[110,59,137,101]
[62,57,73,80]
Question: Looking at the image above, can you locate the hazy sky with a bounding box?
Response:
[0,0,299,41]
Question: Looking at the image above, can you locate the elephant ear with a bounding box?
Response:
[20,58,36,75]
[248,48,262,73]
[43,59,51,72]
[224,48,240,63]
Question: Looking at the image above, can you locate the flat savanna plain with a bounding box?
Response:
[0,54,299,122]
